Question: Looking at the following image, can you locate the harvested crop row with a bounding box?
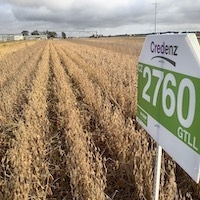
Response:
[56,40,137,119]
[53,42,153,199]
[0,41,45,88]
[0,41,38,61]
[1,42,51,199]
[50,43,106,200]
[0,42,47,193]
[45,44,72,199]
[53,40,181,200]
[67,37,144,56]
[0,42,46,121]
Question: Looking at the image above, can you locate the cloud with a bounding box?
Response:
[0,0,200,35]
[11,0,150,26]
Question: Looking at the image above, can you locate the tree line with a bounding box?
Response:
[21,30,66,39]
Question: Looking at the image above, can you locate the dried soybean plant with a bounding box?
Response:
[50,43,106,199]
[1,42,51,199]
[54,40,152,199]
[54,38,193,199]
[0,38,199,200]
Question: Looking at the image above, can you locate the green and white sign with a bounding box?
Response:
[136,33,200,183]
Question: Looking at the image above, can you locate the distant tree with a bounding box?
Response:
[62,32,66,39]
[31,30,39,35]
[47,31,57,39]
[21,30,29,36]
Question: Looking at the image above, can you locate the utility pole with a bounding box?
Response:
[153,2,159,34]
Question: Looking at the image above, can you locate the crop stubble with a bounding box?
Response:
[0,38,199,200]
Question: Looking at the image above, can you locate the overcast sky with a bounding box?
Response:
[0,0,200,36]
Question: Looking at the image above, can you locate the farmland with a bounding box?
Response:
[0,37,199,200]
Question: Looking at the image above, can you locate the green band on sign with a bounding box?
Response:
[137,62,200,153]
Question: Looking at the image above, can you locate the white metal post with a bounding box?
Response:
[153,2,159,34]
[153,143,162,200]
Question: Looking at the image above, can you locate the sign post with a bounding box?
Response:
[153,144,162,200]
[136,33,200,198]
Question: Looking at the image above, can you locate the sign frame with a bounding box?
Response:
[136,33,200,183]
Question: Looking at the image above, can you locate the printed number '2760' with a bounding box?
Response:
[141,66,196,128]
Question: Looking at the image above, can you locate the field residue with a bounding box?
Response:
[0,37,199,200]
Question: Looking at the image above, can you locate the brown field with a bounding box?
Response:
[0,37,199,200]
